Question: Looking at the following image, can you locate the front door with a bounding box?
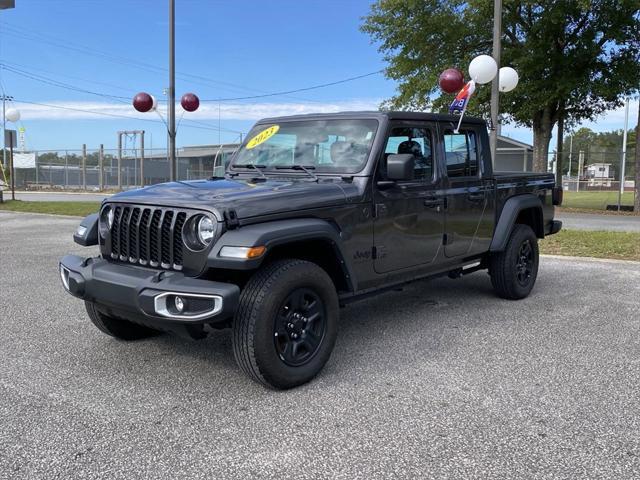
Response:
[440,126,493,257]
[373,123,445,273]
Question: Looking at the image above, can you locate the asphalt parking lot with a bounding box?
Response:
[1,211,639,479]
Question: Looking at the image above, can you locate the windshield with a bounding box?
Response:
[231,119,379,174]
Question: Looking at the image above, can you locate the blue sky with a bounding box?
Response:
[0,0,636,152]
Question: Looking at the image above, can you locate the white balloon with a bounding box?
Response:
[469,55,497,84]
[5,108,20,122]
[499,67,519,92]
[150,95,158,112]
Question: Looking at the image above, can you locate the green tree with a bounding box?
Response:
[562,126,637,178]
[362,0,640,172]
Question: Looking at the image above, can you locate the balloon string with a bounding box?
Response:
[176,110,186,132]
[154,109,168,131]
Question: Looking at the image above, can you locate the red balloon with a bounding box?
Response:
[439,68,465,94]
[133,92,154,113]
[181,93,200,112]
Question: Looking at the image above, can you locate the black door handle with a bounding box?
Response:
[423,197,441,208]
[467,192,485,202]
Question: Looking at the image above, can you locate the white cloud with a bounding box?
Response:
[576,98,639,133]
[14,99,382,121]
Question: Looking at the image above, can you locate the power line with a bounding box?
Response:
[201,70,385,102]
[0,21,379,103]
[0,59,144,95]
[0,63,131,102]
[0,22,290,97]
[11,98,243,134]
[4,60,382,106]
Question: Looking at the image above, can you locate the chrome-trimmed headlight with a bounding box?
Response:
[182,214,217,251]
[197,216,215,245]
[99,205,113,238]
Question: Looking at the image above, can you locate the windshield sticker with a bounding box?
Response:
[246,125,280,149]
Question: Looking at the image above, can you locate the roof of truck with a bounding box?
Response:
[257,111,486,125]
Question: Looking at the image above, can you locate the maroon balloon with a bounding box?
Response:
[439,68,465,94]
[133,92,154,113]
[181,93,200,112]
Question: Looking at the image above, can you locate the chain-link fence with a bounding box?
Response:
[2,143,637,212]
[553,148,636,210]
[3,146,236,191]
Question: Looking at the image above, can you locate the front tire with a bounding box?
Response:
[490,224,539,300]
[85,301,160,340]
[232,259,339,389]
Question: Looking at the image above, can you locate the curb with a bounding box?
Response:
[541,254,640,266]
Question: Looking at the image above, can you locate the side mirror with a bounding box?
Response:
[387,154,415,181]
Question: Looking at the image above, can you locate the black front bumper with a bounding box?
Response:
[59,255,240,328]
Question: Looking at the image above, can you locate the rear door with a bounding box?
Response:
[373,122,445,273]
[440,125,494,258]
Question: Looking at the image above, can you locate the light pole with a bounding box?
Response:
[1,94,13,172]
[617,97,630,211]
[168,0,177,182]
[0,0,15,171]
[4,107,20,200]
[489,0,502,161]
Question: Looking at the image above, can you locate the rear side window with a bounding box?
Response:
[443,130,479,178]
[383,127,434,181]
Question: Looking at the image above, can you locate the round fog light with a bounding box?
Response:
[174,296,185,313]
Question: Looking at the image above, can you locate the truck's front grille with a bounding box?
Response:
[107,205,188,270]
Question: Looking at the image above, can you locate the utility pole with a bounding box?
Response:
[168,0,177,181]
[568,134,573,177]
[617,97,630,211]
[1,1,15,172]
[7,129,14,200]
[99,144,104,191]
[634,97,640,215]
[489,0,502,161]
[117,130,144,189]
[117,132,122,190]
[140,130,145,187]
[556,106,564,183]
[1,94,13,171]
[82,144,87,190]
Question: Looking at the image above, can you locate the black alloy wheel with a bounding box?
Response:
[489,224,539,300]
[274,288,326,367]
[232,258,339,389]
[515,240,534,287]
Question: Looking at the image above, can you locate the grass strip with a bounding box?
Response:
[0,200,100,217]
[540,229,640,261]
[561,191,634,210]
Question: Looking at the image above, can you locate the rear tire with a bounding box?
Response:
[232,259,339,389]
[85,301,160,340]
[490,224,539,300]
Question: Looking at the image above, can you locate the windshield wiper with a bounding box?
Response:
[232,163,267,179]
[275,164,318,181]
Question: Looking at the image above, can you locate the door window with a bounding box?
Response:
[382,127,434,181]
[443,130,479,178]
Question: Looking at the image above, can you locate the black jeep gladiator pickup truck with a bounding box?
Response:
[60,111,562,389]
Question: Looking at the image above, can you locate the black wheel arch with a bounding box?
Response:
[490,194,545,252]
[207,218,356,293]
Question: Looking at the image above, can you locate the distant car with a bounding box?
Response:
[60,112,562,389]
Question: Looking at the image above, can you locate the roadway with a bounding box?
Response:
[556,211,640,233]
[8,191,111,203]
[1,210,639,479]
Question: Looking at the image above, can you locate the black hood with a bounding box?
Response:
[108,177,357,219]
